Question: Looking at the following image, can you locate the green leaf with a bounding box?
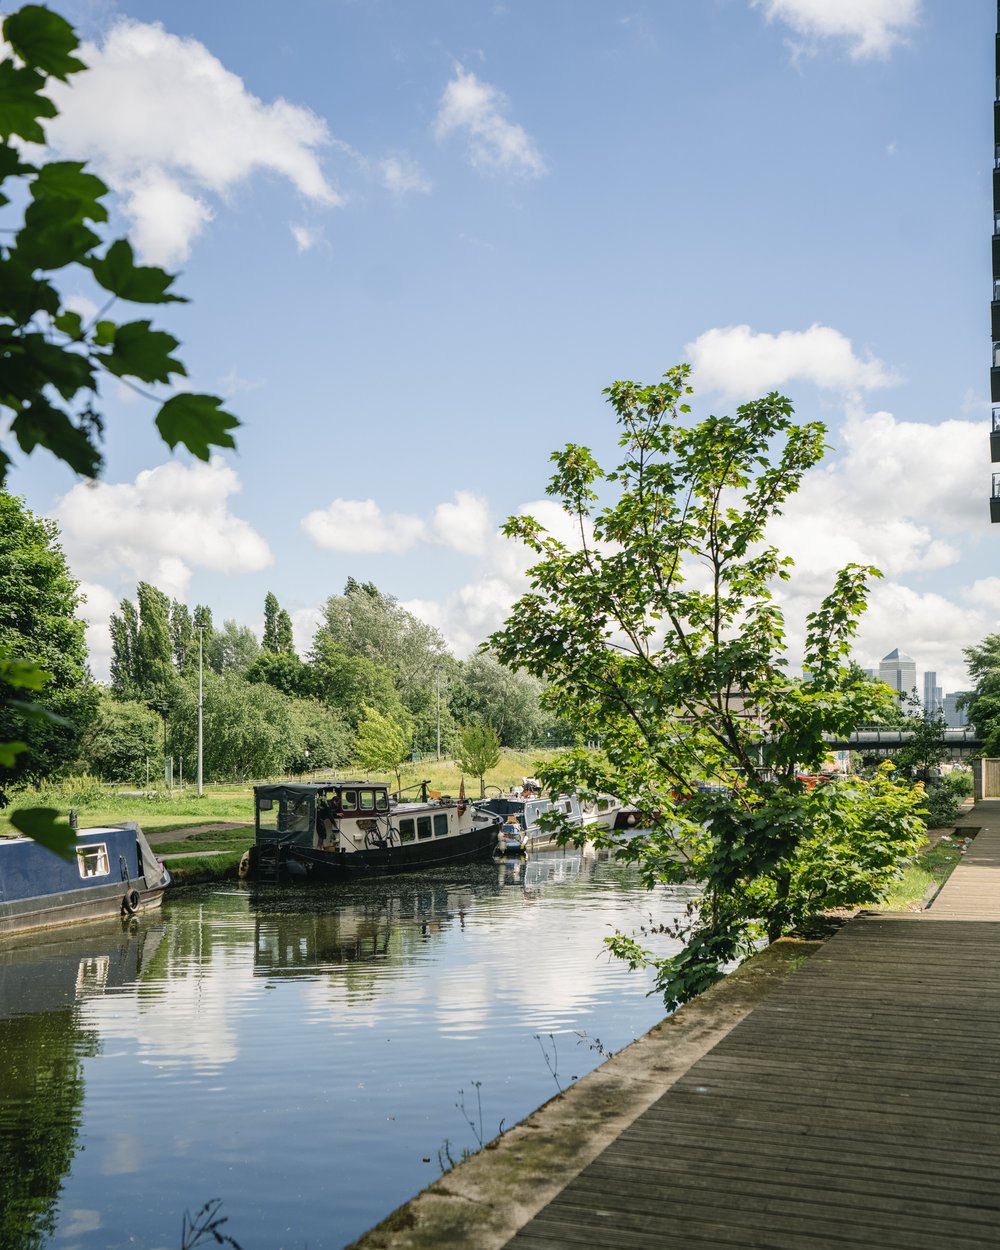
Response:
[10,807,77,860]
[0,740,27,767]
[6,697,70,727]
[0,653,49,691]
[87,239,187,304]
[0,60,56,143]
[3,6,86,80]
[29,160,108,223]
[14,214,101,270]
[156,393,239,459]
[0,139,34,183]
[102,320,186,384]
[93,320,116,347]
[0,256,60,320]
[21,333,95,399]
[11,400,102,477]
[54,309,84,338]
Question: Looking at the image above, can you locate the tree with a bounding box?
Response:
[169,673,288,783]
[961,634,1000,754]
[308,630,403,730]
[262,591,295,655]
[169,599,195,673]
[456,723,501,797]
[490,366,925,1010]
[354,705,412,792]
[79,691,160,783]
[217,618,261,673]
[0,491,95,794]
[321,580,448,697]
[451,652,548,747]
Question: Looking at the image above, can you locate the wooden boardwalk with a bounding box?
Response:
[504,806,1000,1250]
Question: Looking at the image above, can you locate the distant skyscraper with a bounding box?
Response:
[943,693,970,728]
[923,671,943,717]
[879,649,917,699]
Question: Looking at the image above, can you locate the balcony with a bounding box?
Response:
[992,472,1000,524]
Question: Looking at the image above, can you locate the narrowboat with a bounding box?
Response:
[240,779,502,880]
[0,823,170,938]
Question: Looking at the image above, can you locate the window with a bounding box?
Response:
[360,791,375,812]
[398,818,415,843]
[376,791,389,811]
[342,790,357,810]
[433,813,449,837]
[77,844,109,878]
[417,816,432,840]
[257,797,278,831]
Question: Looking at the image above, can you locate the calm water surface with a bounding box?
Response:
[0,850,694,1250]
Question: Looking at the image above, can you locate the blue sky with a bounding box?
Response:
[5,0,994,693]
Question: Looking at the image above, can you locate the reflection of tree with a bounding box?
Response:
[0,925,161,1250]
[0,1006,94,1250]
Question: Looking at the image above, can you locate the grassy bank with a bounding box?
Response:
[0,750,555,840]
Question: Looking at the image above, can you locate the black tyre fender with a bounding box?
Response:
[122,889,141,914]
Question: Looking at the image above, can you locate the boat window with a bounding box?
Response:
[376,791,389,811]
[342,790,357,811]
[257,798,278,831]
[398,818,415,843]
[283,798,311,833]
[433,813,449,837]
[77,844,110,878]
[417,816,432,840]
[360,791,375,812]
[562,800,573,813]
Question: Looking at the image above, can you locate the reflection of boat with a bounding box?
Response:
[497,849,591,888]
[494,817,528,857]
[0,919,164,1250]
[241,780,501,880]
[476,791,621,851]
[0,824,170,938]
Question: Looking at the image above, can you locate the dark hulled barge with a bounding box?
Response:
[240,780,502,880]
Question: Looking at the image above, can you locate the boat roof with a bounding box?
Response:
[255,780,389,798]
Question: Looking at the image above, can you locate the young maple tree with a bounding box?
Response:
[490,365,924,1009]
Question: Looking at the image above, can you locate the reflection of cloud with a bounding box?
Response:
[84,944,261,1071]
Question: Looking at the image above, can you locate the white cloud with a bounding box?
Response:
[301,498,428,555]
[54,458,273,595]
[290,223,323,253]
[301,491,493,556]
[46,19,341,265]
[751,0,921,60]
[379,154,432,197]
[686,323,900,399]
[434,66,546,177]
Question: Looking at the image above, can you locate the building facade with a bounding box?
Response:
[878,648,917,698]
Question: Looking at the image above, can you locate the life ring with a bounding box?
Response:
[121,889,141,915]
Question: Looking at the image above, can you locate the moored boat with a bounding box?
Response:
[477,788,621,851]
[0,823,170,938]
[494,816,528,857]
[240,779,502,880]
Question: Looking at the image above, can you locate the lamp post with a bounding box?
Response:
[197,623,206,797]
[436,671,441,761]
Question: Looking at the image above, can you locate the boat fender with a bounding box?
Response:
[121,889,141,915]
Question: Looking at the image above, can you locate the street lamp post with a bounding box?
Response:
[197,624,206,797]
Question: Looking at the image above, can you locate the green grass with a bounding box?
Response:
[872,838,966,912]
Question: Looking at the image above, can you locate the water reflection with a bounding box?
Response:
[0,850,692,1250]
[0,920,164,1250]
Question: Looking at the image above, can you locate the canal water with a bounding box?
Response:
[0,849,695,1250]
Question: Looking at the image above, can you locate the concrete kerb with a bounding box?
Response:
[345,935,823,1250]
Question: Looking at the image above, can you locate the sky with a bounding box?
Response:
[2,0,995,695]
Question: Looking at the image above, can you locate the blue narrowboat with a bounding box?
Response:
[0,824,170,938]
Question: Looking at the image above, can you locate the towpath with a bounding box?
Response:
[349,801,1000,1250]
